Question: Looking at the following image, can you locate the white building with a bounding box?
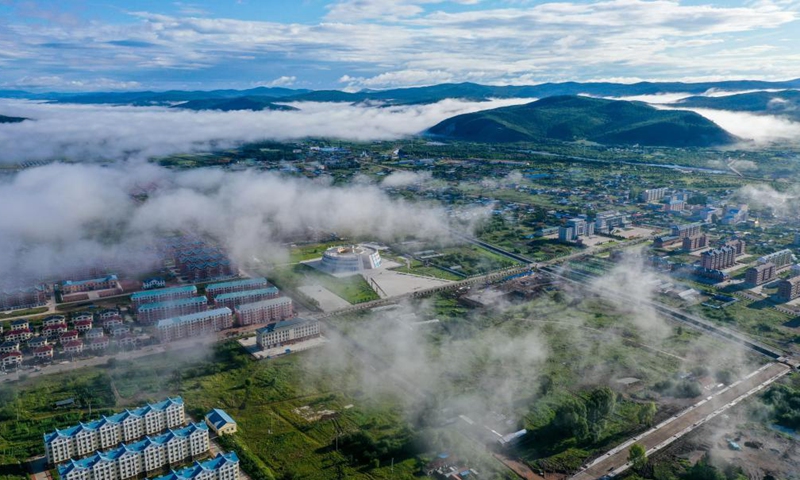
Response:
[256,318,321,350]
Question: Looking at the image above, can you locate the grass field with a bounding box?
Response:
[268,264,380,304]
[0,307,48,320]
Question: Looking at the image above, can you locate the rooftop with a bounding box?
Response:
[206,277,267,291]
[235,297,291,312]
[257,318,316,334]
[137,296,208,312]
[205,409,236,430]
[214,288,278,302]
[155,308,232,328]
[131,285,197,300]
[61,275,118,287]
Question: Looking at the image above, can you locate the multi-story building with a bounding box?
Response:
[103,317,124,331]
[745,262,777,286]
[257,318,321,350]
[11,319,29,330]
[137,296,208,325]
[98,310,120,320]
[759,249,795,270]
[61,331,80,344]
[43,323,68,339]
[721,204,749,225]
[74,320,93,332]
[28,336,49,349]
[63,340,84,355]
[33,344,54,360]
[213,288,279,310]
[700,245,738,270]
[671,223,702,239]
[594,211,629,234]
[44,398,185,464]
[639,187,669,203]
[149,452,239,480]
[89,337,110,351]
[663,198,685,212]
[777,277,800,303]
[0,284,49,311]
[57,422,210,480]
[558,218,595,242]
[155,308,233,343]
[73,312,94,323]
[0,340,20,353]
[206,278,268,299]
[61,275,119,295]
[235,297,293,326]
[1,351,22,368]
[142,278,167,290]
[86,328,104,340]
[5,328,33,343]
[132,286,198,309]
[43,315,67,327]
[682,234,708,252]
[726,238,747,256]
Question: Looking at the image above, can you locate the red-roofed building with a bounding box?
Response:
[4,328,33,343]
[43,323,68,339]
[1,351,22,367]
[113,334,137,348]
[63,340,84,355]
[60,330,79,344]
[88,337,110,351]
[74,319,93,332]
[33,345,54,360]
[102,317,123,330]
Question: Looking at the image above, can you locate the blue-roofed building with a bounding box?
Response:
[213,288,279,310]
[149,452,239,480]
[256,318,320,351]
[204,409,236,436]
[58,423,210,480]
[44,398,185,465]
[137,296,208,325]
[206,278,267,299]
[132,286,198,308]
[155,308,233,343]
[142,278,167,290]
[61,275,119,295]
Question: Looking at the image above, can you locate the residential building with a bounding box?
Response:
[74,319,93,332]
[726,238,747,256]
[745,263,777,286]
[88,337,110,351]
[5,328,33,342]
[0,340,20,353]
[235,297,293,326]
[137,297,208,325]
[57,422,210,480]
[206,278,268,299]
[44,398,185,464]
[28,336,49,348]
[594,211,629,234]
[103,317,123,331]
[759,249,795,270]
[43,315,67,327]
[1,351,22,368]
[700,246,738,270]
[777,277,800,303]
[0,284,48,311]
[60,330,80,344]
[110,325,131,337]
[98,309,120,320]
[682,234,708,252]
[213,288,279,310]
[639,187,669,203]
[558,218,595,242]
[86,328,104,340]
[33,344,54,360]
[73,312,94,323]
[43,323,68,339]
[61,275,119,295]
[654,236,682,249]
[132,286,198,309]
[149,452,239,480]
[204,409,237,436]
[663,198,685,212]
[671,223,702,239]
[142,278,167,290]
[63,340,84,355]
[155,308,233,343]
[256,318,321,350]
[11,319,29,330]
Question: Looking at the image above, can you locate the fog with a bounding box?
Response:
[689,108,800,145]
[0,98,531,164]
[0,162,453,285]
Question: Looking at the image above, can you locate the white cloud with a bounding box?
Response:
[0,97,531,163]
[263,76,297,87]
[687,108,800,144]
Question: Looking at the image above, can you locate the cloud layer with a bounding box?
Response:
[0,98,529,163]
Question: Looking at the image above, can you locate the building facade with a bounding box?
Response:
[682,234,708,252]
[639,187,669,203]
[758,249,795,270]
[256,318,321,350]
[594,211,629,234]
[745,263,777,286]
[132,286,198,309]
[213,288,279,310]
[700,245,738,270]
[61,276,119,295]
[205,278,268,299]
[155,309,233,343]
[234,297,293,326]
[777,277,800,303]
[671,223,702,239]
[137,297,208,325]
[149,452,239,480]
[0,284,49,311]
[57,423,210,480]
[44,398,185,464]
[558,218,595,242]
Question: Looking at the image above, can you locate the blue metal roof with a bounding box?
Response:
[207,277,267,292]
[62,275,118,287]
[155,308,232,328]
[204,409,236,430]
[132,286,197,301]
[235,297,291,312]
[214,288,278,302]
[138,296,208,312]
[147,452,239,480]
[45,397,183,444]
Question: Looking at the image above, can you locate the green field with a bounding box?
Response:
[268,264,380,304]
[0,307,48,320]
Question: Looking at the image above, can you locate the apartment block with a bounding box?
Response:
[745,262,777,286]
[155,309,233,343]
[132,286,198,309]
[137,297,208,325]
[682,234,708,252]
[213,288,279,310]
[671,223,702,239]
[235,297,293,326]
[256,318,320,350]
[206,278,268,299]
[777,277,800,303]
[150,452,239,480]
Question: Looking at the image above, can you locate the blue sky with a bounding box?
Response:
[1,0,799,91]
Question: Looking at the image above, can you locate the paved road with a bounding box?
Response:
[571,362,791,480]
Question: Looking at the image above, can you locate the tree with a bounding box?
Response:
[628,443,647,472]
[637,402,657,427]
[553,397,589,440]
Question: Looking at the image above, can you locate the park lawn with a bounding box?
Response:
[270,264,379,304]
[288,242,342,263]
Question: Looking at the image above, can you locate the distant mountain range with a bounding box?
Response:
[671,90,800,121]
[170,97,299,112]
[1,79,798,110]
[0,114,27,123]
[427,96,737,147]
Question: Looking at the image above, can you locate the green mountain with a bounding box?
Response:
[169,96,298,112]
[40,87,311,106]
[427,96,737,147]
[0,114,27,123]
[672,90,800,121]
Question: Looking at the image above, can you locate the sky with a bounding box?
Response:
[0,0,799,91]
